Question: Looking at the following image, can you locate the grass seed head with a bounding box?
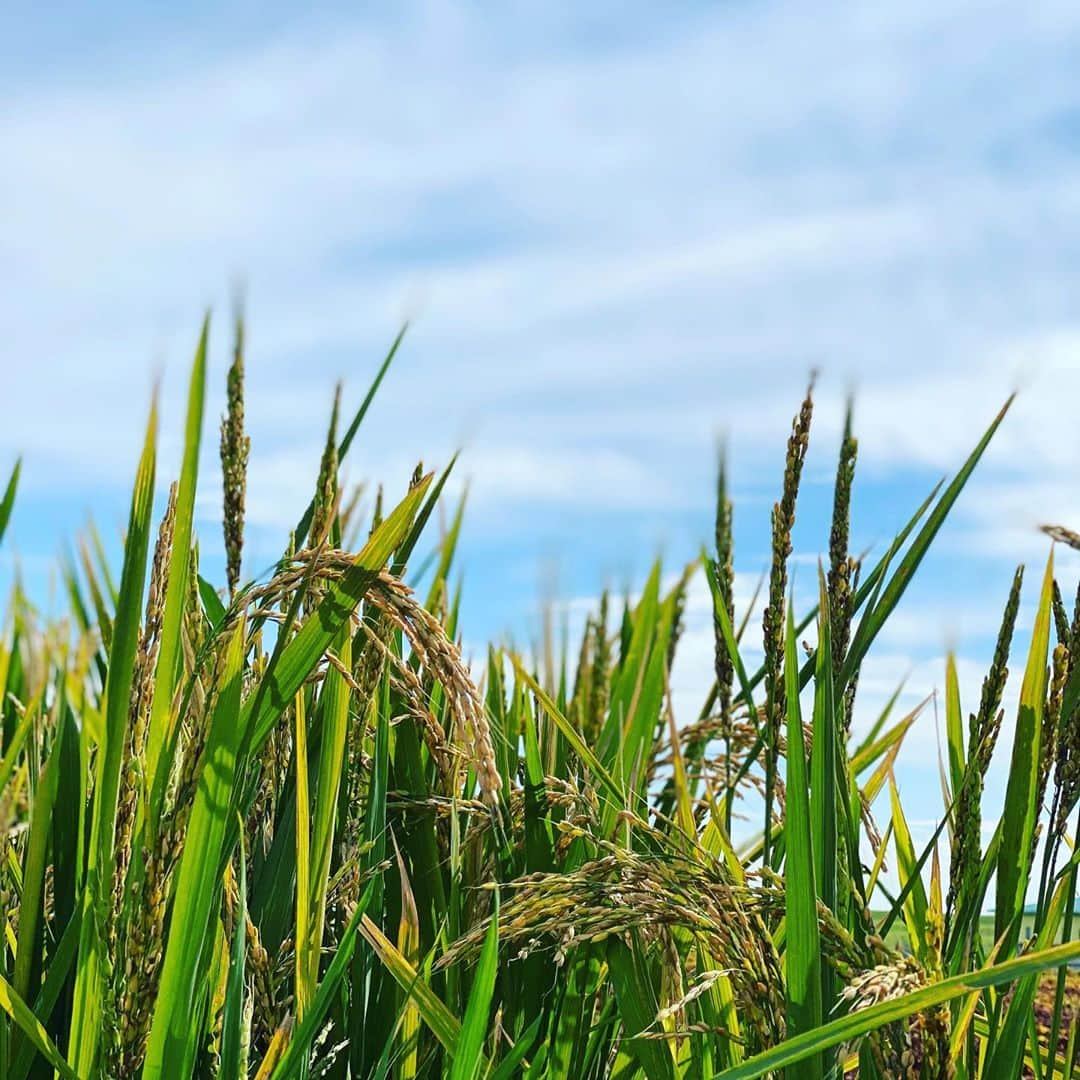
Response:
[220,310,251,598]
[712,448,735,734]
[828,398,858,729]
[761,378,814,858]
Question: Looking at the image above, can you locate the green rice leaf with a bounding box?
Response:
[718,938,1080,1080]
[512,659,623,808]
[607,935,675,1080]
[269,881,377,1079]
[143,615,247,1079]
[944,652,965,803]
[144,315,208,799]
[986,872,1071,1077]
[294,325,406,544]
[0,973,77,1080]
[0,457,19,547]
[219,819,249,1080]
[841,396,1013,685]
[449,892,500,1080]
[783,602,823,1078]
[358,915,479,1067]
[245,477,430,755]
[995,548,1054,953]
[68,396,158,1076]
[889,774,930,965]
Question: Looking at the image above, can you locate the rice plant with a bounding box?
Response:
[0,316,1077,1079]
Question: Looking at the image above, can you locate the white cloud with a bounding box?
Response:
[5,0,1080,854]
[6,0,1080,524]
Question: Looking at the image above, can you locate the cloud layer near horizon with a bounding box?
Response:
[5,1,1080,508]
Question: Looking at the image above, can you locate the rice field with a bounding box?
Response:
[878,913,1080,956]
[0,316,1078,1078]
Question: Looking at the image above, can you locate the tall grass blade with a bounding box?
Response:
[219,821,249,1080]
[842,396,1013,683]
[0,458,19,547]
[294,325,407,544]
[68,396,158,1076]
[995,549,1054,954]
[245,479,430,754]
[720,939,1080,1080]
[0,974,77,1080]
[449,893,499,1080]
[143,615,247,1079]
[144,315,208,788]
[783,603,823,1078]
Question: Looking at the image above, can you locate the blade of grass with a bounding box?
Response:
[944,652,965,804]
[719,938,1080,1080]
[841,397,1013,685]
[986,870,1072,1077]
[245,478,430,756]
[293,689,313,1022]
[396,839,421,1080]
[270,882,377,1079]
[69,396,158,1076]
[143,615,247,1079]
[358,915,480,1067]
[9,909,81,1080]
[219,820,249,1080]
[305,626,351,998]
[0,973,77,1080]
[12,708,63,1007]
[783,602,823,1078]
[294,325,407,545]
[0,458,19,547]
[995,548,1054,954]
[606,935,675,1080]
[889,774,930,965]
[449,891,499,1080]
[809,569,837,919]
[511,660,623,808]
[144,316,208,795]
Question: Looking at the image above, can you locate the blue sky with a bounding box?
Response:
[5,2,1080,869]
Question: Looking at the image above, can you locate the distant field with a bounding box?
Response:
[877,913,1080,957]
